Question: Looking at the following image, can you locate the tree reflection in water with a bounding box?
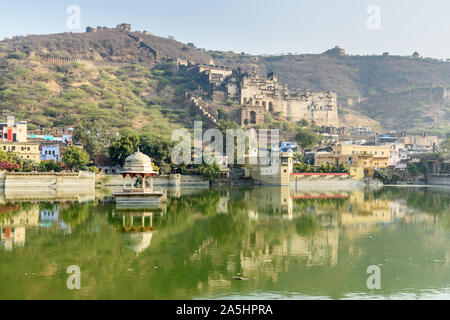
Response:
[0,186,449,299]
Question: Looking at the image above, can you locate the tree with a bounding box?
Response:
[139,133,174,165]
[73,119,116,157]
[199,162,220,181]
[0,149,16,163]
[407,162,421,176]
[19,159,40,172]
[298,119,309,127]
[62,147,90,170]
[108,133,140,165]
[293,152,304,163]
[295,127,320,150]
[139,133,175,174]
[40,160,61,172]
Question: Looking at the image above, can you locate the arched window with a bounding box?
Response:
[243,97,247,104]
[249,98,253,105]
[268,102,273,112]
[255,100,260,106]
[250,111,257,124]
[262,101,266,109]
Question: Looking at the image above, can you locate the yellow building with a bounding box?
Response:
[315,144,390,170]
[0,141,40,161]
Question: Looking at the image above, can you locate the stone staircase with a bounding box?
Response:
[190,97,219,127]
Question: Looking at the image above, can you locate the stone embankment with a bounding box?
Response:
[100,174,209,187]
[427,174,450,186]
[290,173,366,191]
[0,171,95,188]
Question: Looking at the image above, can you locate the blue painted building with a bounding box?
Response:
[40,144,61,162]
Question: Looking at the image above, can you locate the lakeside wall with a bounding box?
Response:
[290,173,366,191]
[427,174,450,186]
[0,171,95,188]
[100,174,209,187]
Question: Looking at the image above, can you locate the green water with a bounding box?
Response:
[0,186,449,300]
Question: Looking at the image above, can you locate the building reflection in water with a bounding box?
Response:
[112,204,166,256]
[0,204,74,251]
[0,186,447,299]
[203,186,415,286]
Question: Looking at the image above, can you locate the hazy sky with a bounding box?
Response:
[1,0,450,58]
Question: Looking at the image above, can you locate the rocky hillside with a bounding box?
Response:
[0,52,200,136]
[1,28,450,135]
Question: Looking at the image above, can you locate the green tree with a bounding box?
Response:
[199,162,220,181]
[108,133,140,165]
[407,162,421,176]
[0,149,16,163]
[62,147,90,170]
[73,119,116,157]
[139,133,174,165]
[298,119,309,127]
[39,160,61,172]
[295,127,320,150]
[19,159,40,172]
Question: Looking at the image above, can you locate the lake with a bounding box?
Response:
[0,186,449,299]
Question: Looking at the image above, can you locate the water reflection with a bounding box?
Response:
[0,186,448,299]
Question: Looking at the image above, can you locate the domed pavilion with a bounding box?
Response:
[113,149,166,206]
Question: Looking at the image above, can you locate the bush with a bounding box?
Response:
[374,169,400,184]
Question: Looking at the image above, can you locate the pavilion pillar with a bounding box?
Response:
[122,174,126,191]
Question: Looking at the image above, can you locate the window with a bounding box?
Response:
[250,111,256,124]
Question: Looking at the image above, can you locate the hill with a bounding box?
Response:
[1,28,450,135]
[0,52,200,136]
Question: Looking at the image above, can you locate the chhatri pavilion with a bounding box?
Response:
[113,149,167,206]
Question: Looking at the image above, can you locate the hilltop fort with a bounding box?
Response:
[183,63,339,128]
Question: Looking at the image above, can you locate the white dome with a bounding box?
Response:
[122,149,156,173]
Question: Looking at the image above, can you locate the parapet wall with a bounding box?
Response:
[290,173,365,191]
[2,171,95,188]
[427,174,450,186]
[102,174,208,187]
